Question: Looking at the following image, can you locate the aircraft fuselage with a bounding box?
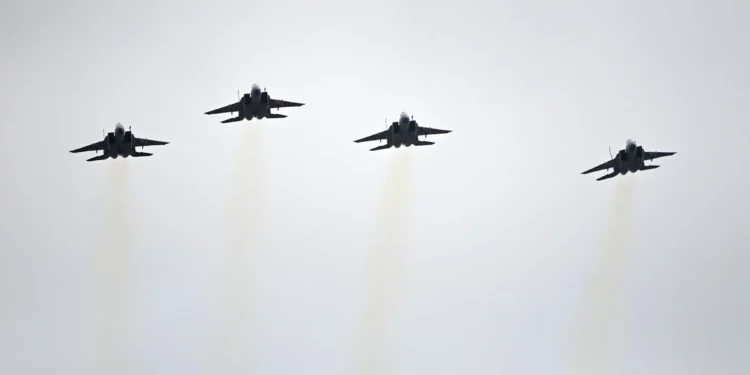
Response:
[238,85,271,120]
[99,124,140,159]
[612,141,649,174]
[387,113,420,148]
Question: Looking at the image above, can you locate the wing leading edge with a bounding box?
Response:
[205,102,239,115]
[644,151,676,160]
[354,130,390,143]
[70,141,104,154]
[269,98,304,109]
[581,159,615,175]
[134,138,169,148]
[417,127,451,136]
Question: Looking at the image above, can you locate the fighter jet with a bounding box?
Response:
[69,123,169,162]
[581,139,676,181]
[354,112,452,151]
[205,84,304,123]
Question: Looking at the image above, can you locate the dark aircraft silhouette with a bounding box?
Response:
[70,123,169,162]
[581,139,676,181]
[205,84,304,123]
[354,112,452,151]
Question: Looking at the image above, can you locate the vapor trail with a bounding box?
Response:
[571,177,637,375]
[218,124,267,375]
[355,151,413,375]
[94,159,134,375]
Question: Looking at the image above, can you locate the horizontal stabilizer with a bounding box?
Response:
[641,165,660,170]
[596,171,619,181]
[265,113,288,119]
[415,140,435,146]
[370,144,392,151]
[86,154,109,162]
[132,152,152,157]
[221,116,244,123]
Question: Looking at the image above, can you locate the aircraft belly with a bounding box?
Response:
[403,133,415,146]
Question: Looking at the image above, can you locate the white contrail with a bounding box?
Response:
[571,177,637,375]
[355,151,413,375]
[217,125,267,375]
[94,159,134,375]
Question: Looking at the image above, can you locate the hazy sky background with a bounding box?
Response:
[1,0,749,374]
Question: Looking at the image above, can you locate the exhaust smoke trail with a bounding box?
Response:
[218,125,267,375]
[571,177,637,375]
[355,151,413,375]
[94,159,134,375]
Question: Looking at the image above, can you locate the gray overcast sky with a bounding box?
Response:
[1,1,749,374]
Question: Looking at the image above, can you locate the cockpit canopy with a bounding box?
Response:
[251,84,262,98]
[399,112,410,126]
[626,139,637,153]
[115,123,125,137]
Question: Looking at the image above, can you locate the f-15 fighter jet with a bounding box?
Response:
[354,112,451,151]
[205,84,304,123]
[70,123,169,162]
[581,139,676,181]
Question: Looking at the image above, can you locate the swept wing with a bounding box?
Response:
[417,127,451,136]
[133,137,169,148]
[269,98,304,108]
[70,141,104,154]
[644,151,676,160]
[354,130,390,143]
[581,159,615,175]
[205,102,240,115]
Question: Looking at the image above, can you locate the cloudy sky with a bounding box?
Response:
[1,0,748,374]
